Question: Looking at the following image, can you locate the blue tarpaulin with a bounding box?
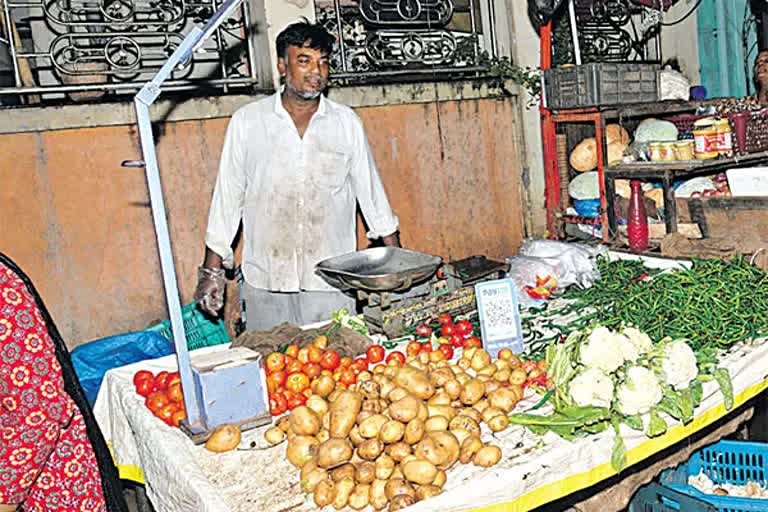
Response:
[71,331,174,404]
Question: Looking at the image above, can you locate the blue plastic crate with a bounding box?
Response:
[660,440,768,512]
[629,482,718,512]
[145,302,230,351]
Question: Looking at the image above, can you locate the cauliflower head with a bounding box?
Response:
[580,327,625,373]
[623,327,654,355]
[615,332,639,362]
[660,340,698,390]
[617,366,662,416]
[569,367,615,408]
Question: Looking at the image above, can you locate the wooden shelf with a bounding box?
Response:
[607,151,768,178]
[549,99,723,119]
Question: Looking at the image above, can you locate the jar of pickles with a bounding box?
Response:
[714,118,733,157]
[674,140,694,160]
[693,118,719,160]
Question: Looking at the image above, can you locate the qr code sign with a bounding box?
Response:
[483,293,516,330]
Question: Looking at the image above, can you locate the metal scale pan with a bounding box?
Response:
[315,247,443,292]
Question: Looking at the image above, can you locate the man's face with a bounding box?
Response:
[278,43,330,100]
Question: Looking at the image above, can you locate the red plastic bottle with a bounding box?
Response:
[627,180,649,253]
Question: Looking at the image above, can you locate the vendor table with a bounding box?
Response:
[94,298,768,511]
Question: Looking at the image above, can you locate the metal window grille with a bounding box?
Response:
[0,0,262,102]
[315,0,498,83]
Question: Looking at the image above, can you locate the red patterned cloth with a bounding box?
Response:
[0,261,106,511]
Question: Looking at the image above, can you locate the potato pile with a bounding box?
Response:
[264,348,548,511]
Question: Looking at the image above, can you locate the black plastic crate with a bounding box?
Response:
[544,63,660,110]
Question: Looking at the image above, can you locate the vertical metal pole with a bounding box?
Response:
[486,0,497,59]
[333,0,348,72]
[133,99,204,432]
[568,0,581,65]
[2,1,22,87]
[241,0,258,82]
[468,0,478,63]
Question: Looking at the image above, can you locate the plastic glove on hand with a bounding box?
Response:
[194,267,226,316]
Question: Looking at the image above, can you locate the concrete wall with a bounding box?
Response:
[1,81,526,348]
[661,1,701,84]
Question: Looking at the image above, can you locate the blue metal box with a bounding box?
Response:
[190,347,271,432]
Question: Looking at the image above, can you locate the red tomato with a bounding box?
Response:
[153,371,170,391]
[286,393,306,410]
[282,389,297,402]
[133,370,154,387]
[449,334,464,348]
[385,351,406,367]
[285,359,304,375]
[415,324,433,338]
[366,345,385,364]
[438,343,454,360]
[436,313,453,325]
[270,394,287,416]
[312,335,328,350]
[455,320,474,336]
[285,372,310,393]
[266,352,286,373]
[339,369,357,386]
[297,347,311,365]
[406,341,422,357]
[463,336,483,349]
[304,362,321,379]
[307,345,323,364]
[156,403,178,425]
[171,409,186,428]
[135,378,154,398]
[145,391,169,414]
[167,382,184,404]
[166,372,181,389]
[352,357,369,371]
[420,341,433,353]
[440,323,455,337]
[266,370,286,394]
[320,350,341,370]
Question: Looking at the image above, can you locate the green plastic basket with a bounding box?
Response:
[145,303,230,351]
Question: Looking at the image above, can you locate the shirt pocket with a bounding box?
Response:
[311,149,351,190]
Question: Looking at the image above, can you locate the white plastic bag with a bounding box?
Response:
[518,239,606,288]
[505,256,561,309]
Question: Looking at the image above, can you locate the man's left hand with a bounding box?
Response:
[382,232,401,247]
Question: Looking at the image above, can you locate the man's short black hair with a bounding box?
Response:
[276,20,335,61]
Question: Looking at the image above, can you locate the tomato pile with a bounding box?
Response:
[265,336,397,416]
[132,370,187,427]
[413,313,483,351]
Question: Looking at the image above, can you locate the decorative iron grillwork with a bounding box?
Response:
[552,0,661,65]
[316,0,495,82]
[0,0,260,100]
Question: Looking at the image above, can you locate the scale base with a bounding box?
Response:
[180,413,273,445]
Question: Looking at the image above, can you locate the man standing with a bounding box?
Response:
[195,20,400,331]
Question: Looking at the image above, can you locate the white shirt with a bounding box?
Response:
[204,92,400,292]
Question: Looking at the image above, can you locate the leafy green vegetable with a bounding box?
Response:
[611,420,627,472]
[647,409,667,437]
[715,368,734,410]
[623,415,644,431]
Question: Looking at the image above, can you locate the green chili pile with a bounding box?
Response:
[526,257,768,353]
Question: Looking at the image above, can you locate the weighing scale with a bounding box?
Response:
[316,248,509,337]
[123,0,270,443]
